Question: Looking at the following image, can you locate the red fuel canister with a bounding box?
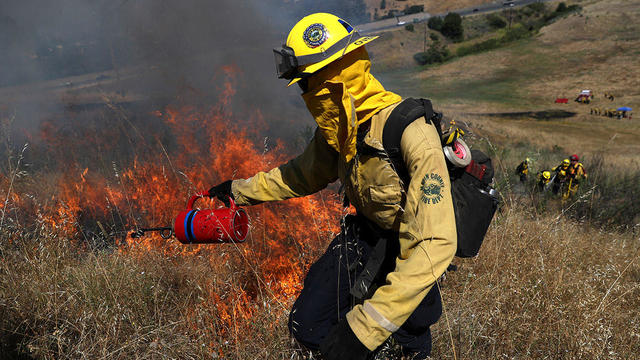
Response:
[173,193,249,244]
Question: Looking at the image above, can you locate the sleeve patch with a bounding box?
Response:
[420,173,445,204]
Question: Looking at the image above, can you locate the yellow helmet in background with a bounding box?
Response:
[273,13,378,86]
[542,171,551,180]
[562,159,570,166]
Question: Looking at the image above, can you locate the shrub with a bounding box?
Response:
[380,0,386,10]
[566,4,582,12]
[413,40,450,65]
[526,2,547,13]
[441,12,464,41]
[556,2,567,13]
[502,23,531,41]
[456,24,533,57]
[404,5,424,15]
[380,11,395,20]
[487,13,507,28]
[404,24,414,32]
[427,16,443,31]
[456,38,501,57]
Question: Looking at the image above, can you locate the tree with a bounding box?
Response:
[404,5,424,15]
[486,13,507,29]
[556,2,567,13]
[413,36,450,65]
[441,12,463,41]
[427,16,443,31]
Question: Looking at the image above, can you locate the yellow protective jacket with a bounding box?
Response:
[516,161,528,175]
[568,163,587,181]
[552,164,570,180]
[231,102,457,350]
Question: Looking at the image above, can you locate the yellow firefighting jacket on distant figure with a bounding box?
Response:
[568,163,587,181]
[516,161,528,175]
[552,164,570,181]
[230,102,457,351]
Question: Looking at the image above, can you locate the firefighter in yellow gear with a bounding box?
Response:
[566,154,587,197]
[551,158,571,195]
[207,13,456,360]
[515,158,530,182]
[537,170,552,191]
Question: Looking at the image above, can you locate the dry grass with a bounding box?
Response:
[0,216,302,359]
[1,193,638,359]
[433,200,640,359]
[451,111,640,170]
[367,26,433,71]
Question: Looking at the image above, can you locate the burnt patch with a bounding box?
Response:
[475,110,577,121]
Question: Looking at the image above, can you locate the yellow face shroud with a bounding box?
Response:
[301,47,402,162]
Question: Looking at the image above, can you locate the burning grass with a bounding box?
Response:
[0,66,342,358]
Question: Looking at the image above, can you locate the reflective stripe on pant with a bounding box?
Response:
[288,217,442,355]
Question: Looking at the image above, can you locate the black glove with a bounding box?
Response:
[208,180,233,207]
[320,319,370,360]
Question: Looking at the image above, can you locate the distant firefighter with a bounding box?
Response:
[566,154,588,197]
[551,158,571,195]
[515,158,530,182]
[537,170,552,191]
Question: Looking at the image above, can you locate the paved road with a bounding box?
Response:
[357,0,554,34]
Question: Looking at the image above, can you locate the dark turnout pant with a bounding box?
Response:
[288,217,442,355]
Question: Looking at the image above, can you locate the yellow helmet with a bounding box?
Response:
[525,157,531,163]
[542,171,551,180]
[562,159,570,166]
[273,13,378,86]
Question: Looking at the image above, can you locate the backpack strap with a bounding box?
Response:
[381,98,441,187]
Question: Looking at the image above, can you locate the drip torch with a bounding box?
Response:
[130,192,249,244]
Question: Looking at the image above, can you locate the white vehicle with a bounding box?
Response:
[503,1,515,7]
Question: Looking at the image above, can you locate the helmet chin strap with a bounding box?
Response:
[339,29,357,59]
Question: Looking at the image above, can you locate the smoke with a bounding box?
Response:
[0,0,369,156]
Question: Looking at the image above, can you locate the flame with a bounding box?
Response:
[1,65,343,347]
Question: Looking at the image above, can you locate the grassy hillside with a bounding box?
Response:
[369,0,640,167]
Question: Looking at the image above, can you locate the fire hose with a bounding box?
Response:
[129,192,249,244]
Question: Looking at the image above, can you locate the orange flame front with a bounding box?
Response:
[1,65,344,346]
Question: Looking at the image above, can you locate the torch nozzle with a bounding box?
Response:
[130,227,173,239]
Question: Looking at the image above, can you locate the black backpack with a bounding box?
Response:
[377,98,499,258]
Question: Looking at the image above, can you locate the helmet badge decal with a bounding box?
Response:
[303,23,328,48]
